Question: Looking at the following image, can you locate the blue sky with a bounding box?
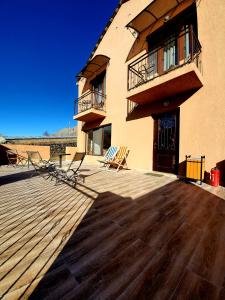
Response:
[0,0,118,137]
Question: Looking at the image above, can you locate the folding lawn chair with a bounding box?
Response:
[106,146,129,172]
[52,152,85,186]
[6,149,27,167]
[27,151,55,175]
[97,146,119,168]
[17,151,28,167]
[6,149,18,167]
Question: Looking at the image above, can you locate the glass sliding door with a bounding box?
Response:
[94,82,103,105]
[92,71,106,108]
[87,131,93,155]
[103,125,111,155]
[93,128,102,155]
[86,125,111,156]
[184,25,190,61]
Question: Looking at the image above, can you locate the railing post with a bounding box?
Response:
[91,90,94,108]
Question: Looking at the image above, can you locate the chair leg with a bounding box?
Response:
[105,163,111,170]
[73,177,78,188]
[55,176,60,185]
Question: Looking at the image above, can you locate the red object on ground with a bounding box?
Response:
[210,168,220,187]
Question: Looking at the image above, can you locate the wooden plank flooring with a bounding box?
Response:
[0,165,225,299]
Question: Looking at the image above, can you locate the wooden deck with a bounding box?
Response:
[0,165,225,299]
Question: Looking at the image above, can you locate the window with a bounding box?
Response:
[163,35,178,71]
[147,4,198,72]
[86,125,111,156]
[91,71,106,107]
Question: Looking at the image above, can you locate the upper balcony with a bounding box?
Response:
[127,27,203,104]
[73,90,106,122]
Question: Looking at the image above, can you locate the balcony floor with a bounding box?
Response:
[0,165,225,299]
[127,62,203,105]
[73,108,106,122]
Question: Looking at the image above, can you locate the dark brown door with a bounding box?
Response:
[153,110,179,174]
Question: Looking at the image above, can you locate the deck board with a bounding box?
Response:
[0,165,225,299]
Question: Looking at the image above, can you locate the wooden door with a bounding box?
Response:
[153,110,179,174]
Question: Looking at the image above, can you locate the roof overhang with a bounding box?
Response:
[77,55,110,79]
[126,0,190,33]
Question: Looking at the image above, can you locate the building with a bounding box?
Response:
[74,0,225,181]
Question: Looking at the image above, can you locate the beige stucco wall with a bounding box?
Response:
[4,144,50,160]
[76,0,225,178]
[65,146,77,160]
[2,145,79,164]
[179,0,225,174]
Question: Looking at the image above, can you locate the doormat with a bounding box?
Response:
[144,172,164,177]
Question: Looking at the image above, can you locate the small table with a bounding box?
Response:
[57,153,71,168]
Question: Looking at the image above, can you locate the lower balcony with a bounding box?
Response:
[74,91,106,122]
[127,28,203,104]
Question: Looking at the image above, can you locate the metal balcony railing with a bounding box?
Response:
[74,90,106,115]
[128,26,202,91]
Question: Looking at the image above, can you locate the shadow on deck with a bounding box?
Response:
[0,169,38,185]
[23,179,225,300]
